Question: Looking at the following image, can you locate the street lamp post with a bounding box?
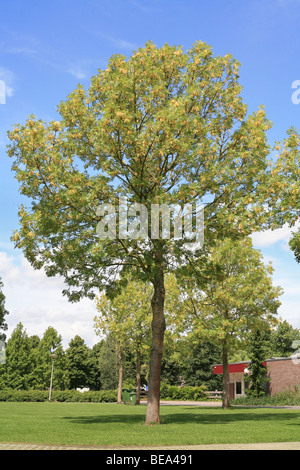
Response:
[49,353,57,402]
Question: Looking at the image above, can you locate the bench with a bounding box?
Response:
[204,390,223,400]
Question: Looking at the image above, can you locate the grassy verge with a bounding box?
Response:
[0,402,300,447]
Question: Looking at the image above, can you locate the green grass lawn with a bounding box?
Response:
[0,402,300,447]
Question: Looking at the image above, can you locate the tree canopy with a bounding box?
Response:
[7,40,287,423]
[268,129,300,261]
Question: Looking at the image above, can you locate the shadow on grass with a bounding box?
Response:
[164,411,300,426]
[61,408,300,426]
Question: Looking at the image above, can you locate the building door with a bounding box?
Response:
[229,383,235,400]
[235,381,243,398]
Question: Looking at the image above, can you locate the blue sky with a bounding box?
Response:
[0,0,300,347]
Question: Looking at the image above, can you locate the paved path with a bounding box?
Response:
[0,442,300,450]
[140,400,222,407]
[143,400,300,409]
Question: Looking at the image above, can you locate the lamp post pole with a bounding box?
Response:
[49,353,57,402]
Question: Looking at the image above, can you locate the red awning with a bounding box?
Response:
[213,361,266,374]
[213,362,250,374]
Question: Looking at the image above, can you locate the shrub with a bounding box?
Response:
[231,388,300,406]
[0,390,49,402]
[52,390,82,402]
[0,389,118,403]
[160,384,207,401]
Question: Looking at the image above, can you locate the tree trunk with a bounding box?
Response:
[117,344,123,404]
[145,248,166,425]
[136,348,141,405]
[222,341,230,409]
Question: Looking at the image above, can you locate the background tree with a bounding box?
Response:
[269,320,300,358]
[66,335,92,389]
[2,323,33,390]
[160,338,184,387]
[88,342,102,390]
[0,323,67,390]
[8,41,283,423]
[228,320,300,363]
[30,326,66,390]
[161,274,201,387]
[245,329,270,397]
[181,338,223,390]
[178,237,282,408]
[98,334,120,391]
[160,336,222,390]
[95,296,126,403]
[0,278,9,342]
[95,279,152,403]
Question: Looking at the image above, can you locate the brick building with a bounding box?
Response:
[213,356,300,400]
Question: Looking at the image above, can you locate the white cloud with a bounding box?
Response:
[251,222,299,248]
[131,0,156,13]
[6,46,36,56]
[67,64,89,80]
[0,27,39,57]
[0,67,15,98]
[110,37,138,50]
[0,252,20,282]
[0,252,98,348]
[89,30,138,51]
[278,299,300,329]
[66,58,99,81]
[275,277,300,296]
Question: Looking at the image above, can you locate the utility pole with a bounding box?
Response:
[49,353,57,402]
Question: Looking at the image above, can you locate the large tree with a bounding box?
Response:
[66,335,92,389]
[30,326,66,390]
[8,41,280,423]
[177,238,282,408]
[245,329,270,398]
[2,323,33,390]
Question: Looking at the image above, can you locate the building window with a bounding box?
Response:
[236,382,242,395]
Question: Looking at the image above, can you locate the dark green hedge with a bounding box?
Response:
[0,385,209,403]
[0,389,117,403]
